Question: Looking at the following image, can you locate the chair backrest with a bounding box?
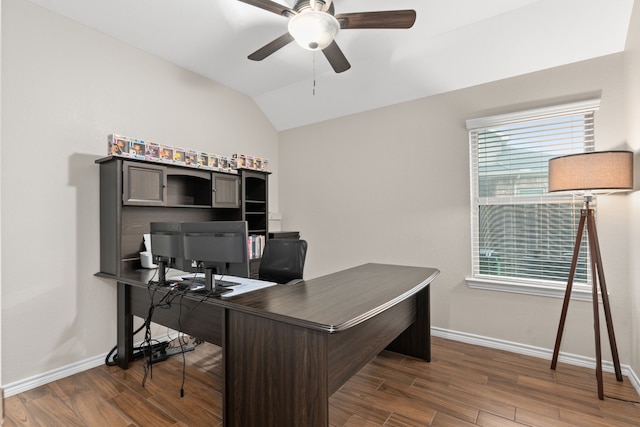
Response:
[258,239,308,284]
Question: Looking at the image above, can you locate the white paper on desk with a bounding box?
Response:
[173,273,277,297]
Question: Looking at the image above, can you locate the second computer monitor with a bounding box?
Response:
[181,221,250,280]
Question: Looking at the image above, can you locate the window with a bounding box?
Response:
[466,100,600,299]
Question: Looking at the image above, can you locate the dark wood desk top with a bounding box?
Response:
[97,263,439,333]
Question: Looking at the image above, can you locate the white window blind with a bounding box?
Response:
[467,100,599,291]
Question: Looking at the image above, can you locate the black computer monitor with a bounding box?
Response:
[150,222,191,284]
[181,221,249,295]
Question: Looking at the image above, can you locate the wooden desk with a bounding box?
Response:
[98,263,439,427]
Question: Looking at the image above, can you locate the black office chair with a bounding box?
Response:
[258,239,308,284]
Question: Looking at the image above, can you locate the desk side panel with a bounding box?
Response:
[224,310,329,427]
[117,282,133,369]
[327,295,416,395]
[386,285,430,361]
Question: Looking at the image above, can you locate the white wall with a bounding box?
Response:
[625,0,640,377]
[0,0,278,386]
[279,53,633,364]
[0,0,3,390]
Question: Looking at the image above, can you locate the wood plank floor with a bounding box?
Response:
[4,336,640,426]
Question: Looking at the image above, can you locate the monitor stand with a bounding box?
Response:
[157,260,170,285]
[204,267,232,297]
[154,259,183,287]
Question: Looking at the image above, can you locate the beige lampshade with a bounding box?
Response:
[548,150,634,193]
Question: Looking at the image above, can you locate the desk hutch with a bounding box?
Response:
[96,156,269,278]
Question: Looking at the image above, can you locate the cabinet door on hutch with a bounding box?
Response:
[212,172,240,208]
[122,161,167,206]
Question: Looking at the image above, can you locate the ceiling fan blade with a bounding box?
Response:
[248,33,294,61]
[322,41,351,73]
[237,0,294,17]
[335,10,417,29]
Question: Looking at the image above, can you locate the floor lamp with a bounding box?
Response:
[548,150,633,400]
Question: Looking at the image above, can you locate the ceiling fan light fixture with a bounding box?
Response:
[288,10,339,51]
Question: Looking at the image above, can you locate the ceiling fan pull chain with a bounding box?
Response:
[313,51,317,96]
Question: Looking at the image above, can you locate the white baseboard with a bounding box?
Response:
[3,328,639,399]
[431,326,640,397]
[2,353,106,398]
[2,332,181,398]
[626,364,640,397]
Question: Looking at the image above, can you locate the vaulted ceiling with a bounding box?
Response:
[27,0,635,130]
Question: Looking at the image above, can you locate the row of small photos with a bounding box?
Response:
[108,134,269,172]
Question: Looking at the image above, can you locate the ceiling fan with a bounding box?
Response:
[238,0,416,73]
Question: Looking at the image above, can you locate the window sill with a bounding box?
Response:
[466,277,594,302]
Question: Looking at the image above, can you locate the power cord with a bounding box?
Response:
[142,282,181,386]
[106,273,208,397]
[104,329,171,366]
[604,394,640,405]
[177,293,186,397]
